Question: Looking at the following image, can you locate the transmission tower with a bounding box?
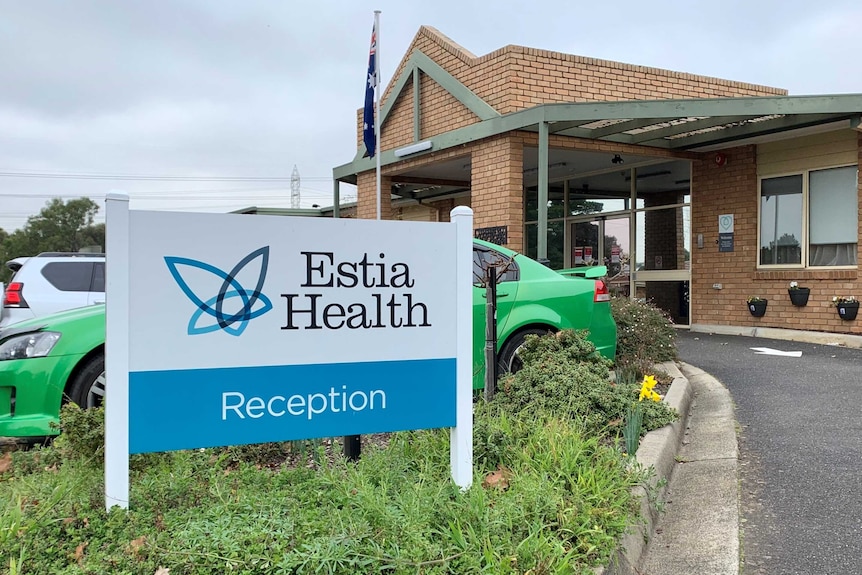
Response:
[290,165,300,209]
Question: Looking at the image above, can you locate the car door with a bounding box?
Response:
[471,245,519,389]
[88,261,106,305]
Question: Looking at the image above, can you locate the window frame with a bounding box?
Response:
[40,261,97,292]
[757,163,859,270]
[472,243,520,286]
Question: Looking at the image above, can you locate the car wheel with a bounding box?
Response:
[68,353,105,408]
[497,328,552,377]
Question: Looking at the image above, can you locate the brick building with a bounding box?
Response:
[333,26,862,334]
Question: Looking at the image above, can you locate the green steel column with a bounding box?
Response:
[413,69,421,142]
[333,179,340,218]
[538,121,549,262]
[629,167,636,299]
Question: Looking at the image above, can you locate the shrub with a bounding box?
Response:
[52,403,105,462]
[611,297,677,374]
[493,330,676,437]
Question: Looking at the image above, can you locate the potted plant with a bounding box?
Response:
[747,296,768,317]
[788,281,810,307]
[831,296,859,320]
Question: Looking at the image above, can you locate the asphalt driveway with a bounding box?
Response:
[677,330,862,575]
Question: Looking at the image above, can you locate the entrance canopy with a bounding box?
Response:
[334,94,862,183]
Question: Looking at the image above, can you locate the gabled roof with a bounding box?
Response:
[335,27,861,182]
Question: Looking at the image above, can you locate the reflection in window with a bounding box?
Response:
[525,184,565,222]
[472,245,519,286]
[809,166,857,266]
[760,175,802,265]
[525,221,565,270]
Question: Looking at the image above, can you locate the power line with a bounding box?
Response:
[0,189,336,200]
[0,169,336,182]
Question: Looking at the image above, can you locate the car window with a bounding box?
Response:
[91,262,105,292]
[472,246,519,286]
[41,262,95,292]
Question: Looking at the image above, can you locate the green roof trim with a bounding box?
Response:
[334,94,862,180]
[348,49,500,165]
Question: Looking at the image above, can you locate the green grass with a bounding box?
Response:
[1,411,646,575]
[2,329,679,574]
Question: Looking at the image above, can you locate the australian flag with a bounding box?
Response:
[363,20,378,158]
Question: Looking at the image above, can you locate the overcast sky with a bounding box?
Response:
[1,0,859,233]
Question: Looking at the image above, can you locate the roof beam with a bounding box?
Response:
[378,50,499,134]
[411,51,500,121]
[627,115,759,144]
[542,94,862,123]
[665,113,852,149]
[391,176,470,187]
[586,118,664,138]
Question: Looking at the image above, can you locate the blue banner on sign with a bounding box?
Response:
[129,358,456,453]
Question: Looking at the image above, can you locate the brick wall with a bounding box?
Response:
[691,136,862,334]
[356,172,392,220]
[643,191,686,272]
[471,134,524,251]
[369,26,786,149]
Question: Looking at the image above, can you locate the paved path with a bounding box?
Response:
[638,363,739,575]
[676,331,862,575]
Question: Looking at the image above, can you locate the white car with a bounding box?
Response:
[0,253,105,328]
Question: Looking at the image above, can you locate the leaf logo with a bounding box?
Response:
[165,246,273,336]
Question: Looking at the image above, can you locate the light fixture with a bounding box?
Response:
[611,154,624,164]
[523,162,568,175]
[393,140,433,157]
[623,170,672,181]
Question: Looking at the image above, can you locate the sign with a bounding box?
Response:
[474,225,507,245]
[573,247,584,265]
[105,195,473,509]
[718,214,734,253]
[750,347,802,357]
[654,255,663,269]
[584,246,594,264]
[611,245,621,264]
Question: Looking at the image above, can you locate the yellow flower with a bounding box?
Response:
[639,375,662,402]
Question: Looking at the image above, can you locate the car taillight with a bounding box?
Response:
[4,282,28,308]
[594,279,610,303]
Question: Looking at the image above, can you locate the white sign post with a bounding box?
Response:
[105,199,473,509]
[104,193,130,510]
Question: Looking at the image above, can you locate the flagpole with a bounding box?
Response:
[374,9,381,221]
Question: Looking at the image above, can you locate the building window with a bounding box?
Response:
[759,166,858,268]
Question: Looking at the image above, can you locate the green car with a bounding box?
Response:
[471,239,616,388]
[0,240,616,439]
[0,304,105,438]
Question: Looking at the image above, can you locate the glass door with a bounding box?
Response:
[570,216,631,296]
[570,220,600,267]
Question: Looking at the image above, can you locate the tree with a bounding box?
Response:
[0,198,104,283]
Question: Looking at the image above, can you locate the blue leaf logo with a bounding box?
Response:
[165,247,273,336]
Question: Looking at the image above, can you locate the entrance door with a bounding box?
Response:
[570,216,631,297]
[571,221,600,267]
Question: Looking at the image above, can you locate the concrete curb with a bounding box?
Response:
[599,361,695,575]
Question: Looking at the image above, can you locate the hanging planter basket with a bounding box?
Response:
[788,288,810,307]
[748,299,768,317]
[836,302,859,321]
